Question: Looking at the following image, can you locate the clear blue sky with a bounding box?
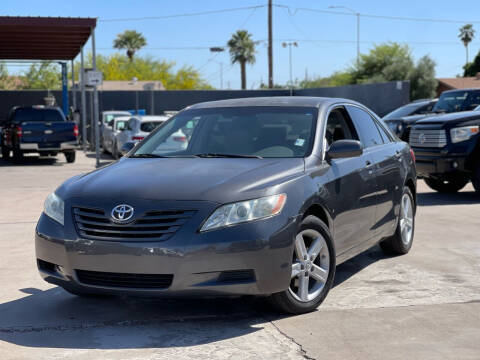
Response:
[4,0,480,89]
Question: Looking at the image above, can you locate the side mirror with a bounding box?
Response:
[327,140,363,160]
[121,142,135,156]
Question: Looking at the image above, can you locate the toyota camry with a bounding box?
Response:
[36,97,416,314]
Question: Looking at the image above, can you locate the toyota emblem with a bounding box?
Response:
[419,133,426,144]
[111,204,134,223]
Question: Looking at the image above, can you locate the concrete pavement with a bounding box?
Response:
[0,152,479,359]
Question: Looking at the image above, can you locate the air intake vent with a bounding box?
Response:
[76,269,173,289]
[218,270,255,284]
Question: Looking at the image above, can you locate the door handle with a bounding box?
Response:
[365,160,374,174]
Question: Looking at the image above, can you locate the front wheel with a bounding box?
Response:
[269,215,335,314]
[380,187,415,255]
[424,177,468,193]
[1,146,10,160]
[472,162,480,193]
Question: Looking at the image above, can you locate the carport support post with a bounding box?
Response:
[91,28,100,168]
[80,47,87,152]
[71,59,76,110]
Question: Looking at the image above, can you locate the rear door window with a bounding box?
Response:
[346,106,384,148]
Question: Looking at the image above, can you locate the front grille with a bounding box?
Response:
[73,207,195,241]
[76,269,173,289]
[409,129,447,148]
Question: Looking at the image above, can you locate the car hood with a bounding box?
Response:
[58,157,305,204]
[414,111,480,126]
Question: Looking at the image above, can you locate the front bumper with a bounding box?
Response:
[35,203,298,297]
[20,141,78,151]
[412,147,468,178]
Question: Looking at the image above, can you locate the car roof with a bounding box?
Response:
[138,115,169,122]
[441,88,480,94]
[187,96,356,109]
[102,110,131,114]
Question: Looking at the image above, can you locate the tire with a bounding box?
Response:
[424,177,468,193]
[1,146,10,160]
[269,215,336,314]
[380,187,415,255]
[12,148,23,163]
[472,162,480,193]
[64,151,76,163]
[112,141,119,159]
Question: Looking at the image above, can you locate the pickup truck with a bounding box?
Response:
[410,110,480,193]
[384,88,480,142]
[1,106,78,163]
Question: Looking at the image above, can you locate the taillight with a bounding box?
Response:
[131,136,144,141]
[73,124,79,138]
[15,126,22,138]
[410,148,415,163]
[173,135,187,142]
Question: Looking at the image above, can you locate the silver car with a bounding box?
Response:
[101,111,131,153]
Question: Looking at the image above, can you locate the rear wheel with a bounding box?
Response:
[1,146,10,160]
[380,187,415,255]
[424,177,468,193]
[269,215,335,314]
[64,151,76,163]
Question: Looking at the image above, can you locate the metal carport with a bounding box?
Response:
[0,16,102,166]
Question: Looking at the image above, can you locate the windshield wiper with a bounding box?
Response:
[129,153,169,158]
[193,153,263,159]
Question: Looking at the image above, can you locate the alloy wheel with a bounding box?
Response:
[400,193,414,245]
[289,229,330,302]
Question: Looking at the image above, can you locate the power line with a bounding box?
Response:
[99,5,266,22]
[274,4,480,24]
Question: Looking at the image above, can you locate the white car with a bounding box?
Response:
[112,116,171,159]
[101,111,131,153]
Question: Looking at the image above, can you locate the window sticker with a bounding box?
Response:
[295,138,305,147]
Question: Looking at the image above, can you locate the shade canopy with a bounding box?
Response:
[0,16,97,60]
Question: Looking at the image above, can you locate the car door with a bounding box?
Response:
[346,105,401,238]
[322,107,378,255]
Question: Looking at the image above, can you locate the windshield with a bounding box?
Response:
[141,121,163,133]
[433,90,480,113]
[104,113,129,124]
[13,108,65,123]
[383,103,422,120]
[132,106,318,158]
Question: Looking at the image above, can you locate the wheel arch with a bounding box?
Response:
[404,177,417,213]
[301,202,333,232]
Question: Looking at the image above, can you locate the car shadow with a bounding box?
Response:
[0,156,60,167]
[417,190,479,206]
[0,286,266,349]
[333,244,390,287]
[85,151,115,167]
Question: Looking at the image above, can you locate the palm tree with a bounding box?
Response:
[227,30,256,89]
[458,24,475,67]
[113,30,147,61]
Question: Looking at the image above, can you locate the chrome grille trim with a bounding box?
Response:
[409,129,447,148]
[73,207,195,241]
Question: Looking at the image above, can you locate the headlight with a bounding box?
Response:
[44,192,64,225]
[450,126,479,143]
[200,194,287,232]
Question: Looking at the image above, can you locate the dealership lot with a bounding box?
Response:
[0,153,479,360]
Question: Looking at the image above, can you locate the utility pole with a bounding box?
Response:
[329,6,360,68]
[209,47,225,89]
[268,0,273,88]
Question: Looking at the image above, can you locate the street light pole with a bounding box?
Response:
[282,42,297,96]
[209,47,225,89]
[329,5,360,68]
